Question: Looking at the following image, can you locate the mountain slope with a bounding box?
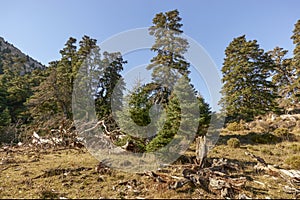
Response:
[0,36,45,74]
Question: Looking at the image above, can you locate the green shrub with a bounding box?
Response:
[285,155,300,169]
[226,122,244,131]
[273,128,294,141]
[227,138,240,148]
[0,125,19,144]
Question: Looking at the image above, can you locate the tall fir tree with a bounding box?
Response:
[220,35,277,122]
[145,10,211,152]
[267,47,293,112]
[291,19,300,106]
[95,51,126,123]
[147,9,190,103]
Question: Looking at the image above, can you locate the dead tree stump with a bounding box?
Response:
[195,136,207,168]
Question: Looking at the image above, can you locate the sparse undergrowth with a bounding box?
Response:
[1,128,299,199]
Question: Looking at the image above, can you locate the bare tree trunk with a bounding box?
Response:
[195,136,207,168]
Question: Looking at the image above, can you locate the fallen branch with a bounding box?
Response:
[245,151,300,196]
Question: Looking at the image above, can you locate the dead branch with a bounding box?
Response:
[245,151,300,197]
[244,151,267,166]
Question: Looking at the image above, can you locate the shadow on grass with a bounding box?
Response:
[216,131,297,146]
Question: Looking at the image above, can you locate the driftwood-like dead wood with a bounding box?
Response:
[143,171,167,183]
[195,136,207,168]
[245,151,300,197]
[244,151,267,166]
[168,158,247,198]
[210,158,240,173]
[138,158,247,198]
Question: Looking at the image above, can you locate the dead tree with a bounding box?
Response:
[195,136,207,168]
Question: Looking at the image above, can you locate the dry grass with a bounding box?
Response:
[0,129,299,199]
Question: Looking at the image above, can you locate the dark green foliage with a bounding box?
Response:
[147,9,190,102]
[144,10,210,152]
[220,35,278,122]
[249,132,279,144]
[196,95,211,136]
[95,52,126,122]
[0,88,10,128]
[0,39,45,143]
[114,10,211,153]
[290,19,300,106]
[268,47,294,113]
[27,36,126,135]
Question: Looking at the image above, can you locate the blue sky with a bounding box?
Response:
[1,0,300,110]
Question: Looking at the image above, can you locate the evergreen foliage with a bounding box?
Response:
[220,35,278,122]
[267,47,294,112]
[291,19,300,106]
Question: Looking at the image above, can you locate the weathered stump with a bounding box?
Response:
[195,136,207,168]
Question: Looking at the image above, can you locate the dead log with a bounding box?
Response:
[210,158,239,173]
[244,151,267,166]
[143,171,167,183]
[168,179,190,189]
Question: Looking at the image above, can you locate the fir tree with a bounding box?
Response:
[220,35,277,121]
[291,19,300,106]
[267,47,293,112]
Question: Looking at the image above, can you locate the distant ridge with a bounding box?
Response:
[0,36,45,72]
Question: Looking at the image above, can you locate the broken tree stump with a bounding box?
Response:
[195,136,208,168]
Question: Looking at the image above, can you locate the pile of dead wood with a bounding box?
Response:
[138,157,247,199]
[130,136,248,199]
[245,151,300,198]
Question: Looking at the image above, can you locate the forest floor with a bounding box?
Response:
[0,129,300,199]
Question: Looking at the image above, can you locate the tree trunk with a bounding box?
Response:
[195,136,207,168]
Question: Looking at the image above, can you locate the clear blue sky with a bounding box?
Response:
[1,0,300,109]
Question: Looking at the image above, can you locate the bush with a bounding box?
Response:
[285,155,300,169]
[273,128,294,141]
[0,124,20,144]
[226,122,244,132]
[227,138,240,148]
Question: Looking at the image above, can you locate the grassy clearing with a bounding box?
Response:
[0,129,299,199]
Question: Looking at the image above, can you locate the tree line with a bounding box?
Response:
[220,19,300,122]
[0,10,299,150]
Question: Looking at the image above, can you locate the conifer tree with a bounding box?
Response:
[95,51,126,122]
[220,35,277,121]
[28,36,126,134]
[144,10,211,152]
[267,47,293,112]
[147,9,190,103]
[291,19,300,106]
